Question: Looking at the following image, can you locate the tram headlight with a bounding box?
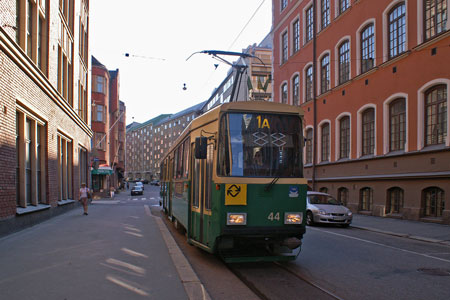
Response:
[227,213,247,225]
[284,212,303,224]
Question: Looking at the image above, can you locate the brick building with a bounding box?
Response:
[272,0,449,223]
[126,102,205,181]
[0,0,92,235]
[91,56,126,195]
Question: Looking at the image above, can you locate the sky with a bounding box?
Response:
[89,0,273,125]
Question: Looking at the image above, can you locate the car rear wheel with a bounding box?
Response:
[306,211,314,226]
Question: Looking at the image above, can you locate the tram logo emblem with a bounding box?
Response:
[227,184,241,197]
[225,184,247,205]
[289,186,299,198]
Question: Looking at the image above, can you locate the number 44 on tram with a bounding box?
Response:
[160,101,308,263]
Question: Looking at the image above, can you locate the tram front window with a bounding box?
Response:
[217,112,303,178]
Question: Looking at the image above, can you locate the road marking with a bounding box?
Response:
[92,200,120,204]
[311,227,450,264]
[106,275,149,296]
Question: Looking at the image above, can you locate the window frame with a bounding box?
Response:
[389,98,406,151]
[338,40,350,85]
[362,108,375,156]
[360,24,375,74]
[424,0,448,41]
[388,2,407,59]
[424,84,447,146]
[339,116,350,159]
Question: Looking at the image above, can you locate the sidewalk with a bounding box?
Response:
[351,214,450,246]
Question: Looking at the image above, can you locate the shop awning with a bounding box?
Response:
[91,166,113,175]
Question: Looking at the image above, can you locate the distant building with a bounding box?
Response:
[126,102,206,180]
[91,56,126,195]
[272,0,449,224]
[0,0,92,235]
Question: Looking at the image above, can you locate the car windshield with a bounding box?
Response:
[308,195,340,205]
[133,186,142,190]
[217,112,303,177]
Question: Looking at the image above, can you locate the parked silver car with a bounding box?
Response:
[306,191,352,227]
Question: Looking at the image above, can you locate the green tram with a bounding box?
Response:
[160,101,307,262]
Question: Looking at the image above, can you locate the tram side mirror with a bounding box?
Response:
[195,137,207,159]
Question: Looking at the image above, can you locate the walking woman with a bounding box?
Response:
[79,183,90,215]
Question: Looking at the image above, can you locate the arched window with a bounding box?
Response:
[389,98,406,151]
[424,0,448,41]
[339,40,350,84]
[321,0,330,29]
[321,54,330,93]
[292,75,300,106]
[361,24,375,73]
[425,85,447,146]
[386,187,404,214]
[321,123,330,162]
[422,187,445,217]
[305,128,313,164]
[339,0,350,15]
[360,187,373,211]
[281,83,288,104]
[362,108,375,155]
[305,66,313,101]
[388,2,406,59]
[340,116,350,159]
[338,187,349,206]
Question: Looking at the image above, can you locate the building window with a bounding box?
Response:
[338,187,349,206]
[321,0,330,29]
[292,75,300,106]
[339,41,350,84]
[95,105,104,122]
[305,128,313,164]
[282,31,288,64]
[359,187,373,211]
[389,98,406,151]
[305,66,313,101]
[79,147,88,186]
[339,116,350,159]
[361,24,375,73]
[339,0,350,15]
[425,85,447,146]
[422,187,445,217]
[386,187,404,214]
[281,0,288,11]
[389,3,406,59]
[16,110,46,207]
[95,132,106,151]
[362,108,375,156]
[424,0,448,41]
[321,123,330,162]
[293,19,300,53]
[281,83,288,104]
[306,6,314,43]
[16,0,48,73]
[94,76,106,93]
[320,54,330,94]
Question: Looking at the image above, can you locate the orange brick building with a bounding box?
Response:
[272,0,449,223]
[91,57,126,194]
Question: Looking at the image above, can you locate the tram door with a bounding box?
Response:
[168,157,174,218]
[190,143,213,245]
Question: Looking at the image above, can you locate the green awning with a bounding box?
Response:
[91,167,113,175]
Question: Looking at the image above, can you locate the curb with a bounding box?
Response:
[351,225,448,245]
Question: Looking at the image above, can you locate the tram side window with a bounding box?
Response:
[183,138,190,178]
[173,148,179,179]
[217,115,231,176]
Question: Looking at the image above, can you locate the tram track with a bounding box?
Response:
[228,261,343,300]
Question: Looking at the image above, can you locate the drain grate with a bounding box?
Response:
[418,268,450,276]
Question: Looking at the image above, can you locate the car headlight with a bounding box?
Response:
[347,211,353,216]
[227,213,247,225]
[318,209,327,215]
[285,213,303,224]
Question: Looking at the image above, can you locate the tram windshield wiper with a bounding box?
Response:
[264,176,280,192]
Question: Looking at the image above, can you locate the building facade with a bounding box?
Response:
[125,102,205,181]
[91,57,126,194]
[0,0,92,235]
[272,0,449,223]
